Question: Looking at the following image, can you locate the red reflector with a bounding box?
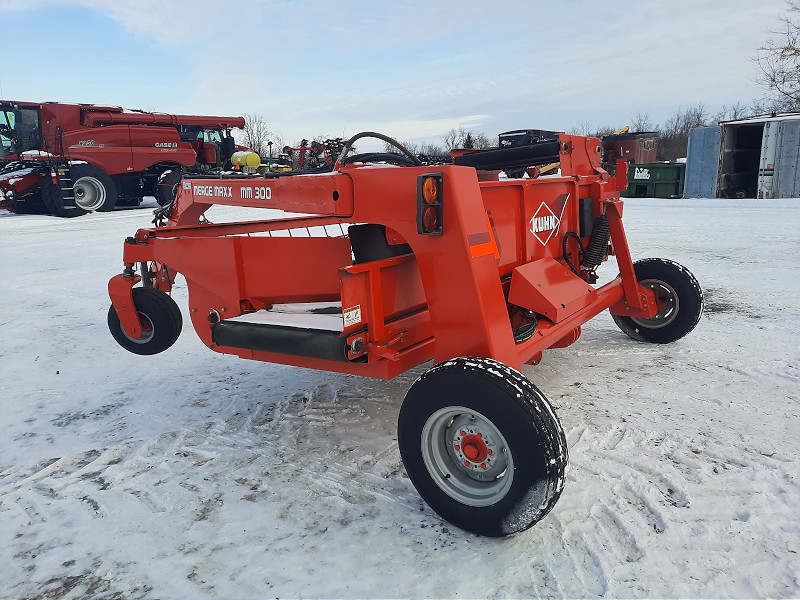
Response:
[422,206,438,232]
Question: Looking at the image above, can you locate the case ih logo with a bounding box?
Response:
[530,202,560,246]
[155,142,178,148]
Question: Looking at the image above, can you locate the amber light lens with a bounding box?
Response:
[422,177,438,204]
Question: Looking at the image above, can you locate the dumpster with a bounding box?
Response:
[623,162,686,198]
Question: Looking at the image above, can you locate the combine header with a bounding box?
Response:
[107,131,703,537]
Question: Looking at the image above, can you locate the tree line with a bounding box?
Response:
[242,94,794,166]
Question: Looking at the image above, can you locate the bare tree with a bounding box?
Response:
[569,122,620,137]
[441,128,460,151]
[631,113,655,132]
[241,113,273,157]
[755,1,800,110]
[382,139,420,154]
[568,121,595,136]
[712,102,751,122]
[657,104,709,161]
[750,95,798,114]
[593,125,619,137]
[442,127,494,150]
[567,121,594,136]
[419,142,450,162]
[471,131,493,148]
[381,139,450,163]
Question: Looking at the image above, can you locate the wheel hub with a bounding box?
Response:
[445,413,510,482]
[123,312,155,344]
[420,407,514,507]
[73,176,106,211]
[631,279,680,329]
[453,429,494,471]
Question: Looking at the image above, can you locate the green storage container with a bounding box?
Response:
[622,162,686,198]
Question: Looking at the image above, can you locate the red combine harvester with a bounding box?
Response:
[107,132,703,537]
[0,100,244,216]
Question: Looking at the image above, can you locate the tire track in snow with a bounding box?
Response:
[548,417,800,596]
[2,380,409,534]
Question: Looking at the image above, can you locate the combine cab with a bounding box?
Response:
[107,131,703,537]
[0,101,245,217]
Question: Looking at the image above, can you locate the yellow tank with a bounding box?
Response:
[230,150,261,168]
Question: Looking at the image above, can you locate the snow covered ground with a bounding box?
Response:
[1,197,798,598]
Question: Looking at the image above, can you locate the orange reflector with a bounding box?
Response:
[422,177,438,204]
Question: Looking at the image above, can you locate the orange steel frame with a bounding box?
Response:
[108,134,660,379]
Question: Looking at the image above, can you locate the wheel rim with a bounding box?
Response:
[73,176,106,211]
[421,406,514,507]
[122,312,155,344]
[631,278,680,329]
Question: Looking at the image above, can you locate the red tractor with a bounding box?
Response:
[0,100,245,217]
[107,131,703,537]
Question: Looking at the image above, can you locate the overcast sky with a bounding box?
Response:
[0,0,789,149]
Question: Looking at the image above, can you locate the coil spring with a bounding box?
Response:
[582,214,610,268]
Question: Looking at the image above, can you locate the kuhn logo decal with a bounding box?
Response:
[530,202,560,246]
[529,194,570,246]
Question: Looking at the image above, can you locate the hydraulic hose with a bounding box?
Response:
[343,152,419,166]
[335,132,422,167]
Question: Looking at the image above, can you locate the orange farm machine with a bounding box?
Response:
[107,131,703,537]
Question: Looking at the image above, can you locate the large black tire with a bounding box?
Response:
[108,287,182,355]
[70,164,117,212]
[42,179,86,218]
[398,357,568,537]
[156,169,182,207]
[612,258,703,344]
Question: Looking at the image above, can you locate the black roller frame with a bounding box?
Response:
[212,321,353,363]
[453,140,560,172]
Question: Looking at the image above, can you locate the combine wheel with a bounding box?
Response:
[107,287,182,355]
[613,258,703,344]
[71,164,117,212]
[41,180,86,218]
[398,357,568,537]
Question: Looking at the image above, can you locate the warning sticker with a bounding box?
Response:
[343,305,362,328]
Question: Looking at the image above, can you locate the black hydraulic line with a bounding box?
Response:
[335,132,422,167]
[453,140,560,171]
[344,152,419,166]
[562,231,585,277]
